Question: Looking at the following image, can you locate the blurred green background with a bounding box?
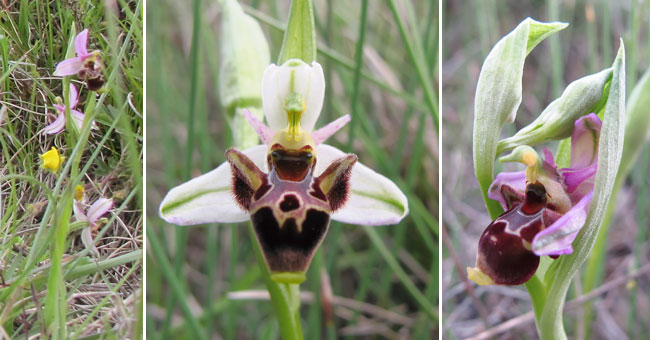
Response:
[146,0,438,338]
[442,0,649,339]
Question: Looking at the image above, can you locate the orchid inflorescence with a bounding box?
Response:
[468,17,625,299]
[37,27,112,259]
[160,58,408,284]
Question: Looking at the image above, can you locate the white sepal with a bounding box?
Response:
[159,145,268,225]
[315,144,409,226]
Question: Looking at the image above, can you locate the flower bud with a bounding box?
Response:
[497,68,612,155]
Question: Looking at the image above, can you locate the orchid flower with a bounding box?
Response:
[43,83,95,135]
[160,59,408,283]
[53,29,105,90]
[468,113,601,285]
[74,185,113,257]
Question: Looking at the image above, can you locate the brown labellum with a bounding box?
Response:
[226,147,356,277]
[475,182,549,285]
[79,58,105,91]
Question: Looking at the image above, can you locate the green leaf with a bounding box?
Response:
[219,0,270,149]
[497,68,612,155]
[539,41,625,340]
[582,66,650,335]
[277,0,316,64]
[473,18,567,219]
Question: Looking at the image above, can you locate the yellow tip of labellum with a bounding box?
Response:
[467,266,494,286]
[271,271,306,284]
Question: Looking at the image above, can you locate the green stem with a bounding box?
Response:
[524,274,546,334]
[248,224,304,340]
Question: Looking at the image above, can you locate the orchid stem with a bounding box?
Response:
[249,224,304,340]
[524,274,546,334]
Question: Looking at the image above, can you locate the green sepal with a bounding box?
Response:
[473,18,567,219]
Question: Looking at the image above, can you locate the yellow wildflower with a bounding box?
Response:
[40,147,63,173]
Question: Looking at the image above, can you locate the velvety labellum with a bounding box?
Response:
[476,182,550,285]
[79,58,105,91]
[226,147,356,283]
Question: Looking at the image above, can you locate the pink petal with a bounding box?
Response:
[312,115,351,145]
[71,110,86,129]
[87,198,113,225]
[532,191,593,256]
[73,200,88,222]
[241,109,273,145]
[570,113,602,169]
[542,148,556,168]
[54,57,83,76]
[75,29,89,57]
[81,228,100,257]
[43,113,66,135]
[69,83,79,108]
[560,163,597,203]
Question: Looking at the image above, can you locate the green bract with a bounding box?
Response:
[473,18,567,218]
[539,42,625,340]
[497,67,612,155]
[277,0,316,64]
[218,0,270,149]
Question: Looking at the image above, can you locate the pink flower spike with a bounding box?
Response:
[241,109,273,145]
[312,115,351,145]
[75,29,90,57]
[87,198,113,226]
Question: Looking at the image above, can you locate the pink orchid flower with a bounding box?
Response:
[74,197,113,257]
[43,84,97,135]
[54,29,94,76]
[468,114,602,285]
[43,84,85,135]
